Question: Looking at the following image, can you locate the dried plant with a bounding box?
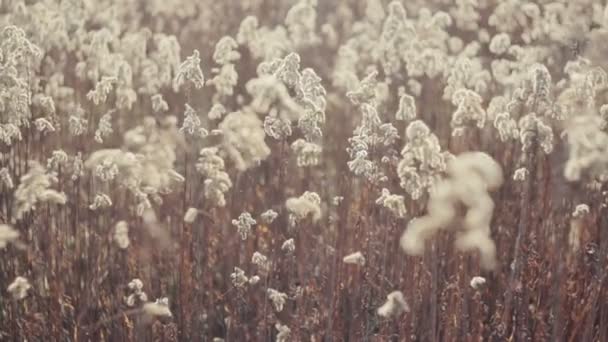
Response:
[401,152,503,270]
[377,291,409,318]
[342,251,366,266]
[7,276,31,300]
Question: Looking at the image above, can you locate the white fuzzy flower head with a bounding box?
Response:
[261,111,292,140]
[285,191,322,226]
[285,0,320,48]
[7,276,31,300]
[213,36,240,65]
[184,208,199,223]
[87,76,116,105]
[93,159,119,182]
[408,79,422,97]
[0,124,22,145]
[346,70,378,106]
[398,120,450,200]
[69,109,88,136]
[180,104,208,138]
[34,94,55,115]
[237,15,259,45]
[252,251,270,272]
[489,33,511,55]
[0,224,19,249]
[34,118,55,133]
[196,147,232,207]
[89,193,112,210]
[126,278,148,306]
[13,162,67,220]
[281,238,295,254]
[247,74,299,116]
[396,92,416,122]
[343,251,366,266]
[151,94,169,113]
[143,297,172,318]
[267,288,288,312]
[600,104,608,129]
[347,100,384,183]
[518,113,554,155]
[94,110,114,143]
[572,204,590,218]
[470,276,486,289]
[375,188,407,218]
[0,167,14,189]
[528,64,554,108]
[71,153,85,181]
[563,114,608,181]
[347,149,374,179]
[487,96,508,121]
[365,0,385,24]
[232,212,256,240]
[116,86,137,111]
[208,64,239,96]
[248,276,260,285]
[174,49,205,91]
[230,267,249,288]
[220,110,271,171]
[400,152,503,270]
[260,209,278,224]
[208,103,227,120]
[380,123,399,147]
[291,139,322,167]
[377,291,409,317]
[494,112,519,142]
[47,150,69,171]
[448,37,464,54]
[451,88,486,136]
[275,323,291,342]
[128,279,144,292]
[114,221,130,249]
[513,167,529,181]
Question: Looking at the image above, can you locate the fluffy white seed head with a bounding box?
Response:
[143,297,172,318]
[489,33,511,55]
[0,224,19,249]
[572,204,590,218]
[260,209,278,224]
[114,221,130,249]
[7,276,31,300]
[184,208,199,223]
[275,323,291,342]
[343,251,366,266]
[267,288,288,312]
[174,49,205,91]
[396,93,416,121]
[232,212,256,240]
[470,276,486,289]
[375,188,407,218]
[377,291,409,317]
[252,251,270,272]
[230,267,249,288]
[285,191,322,225]
[400,152,503,270]
[281,238,295,254]
[513,167,529,181]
